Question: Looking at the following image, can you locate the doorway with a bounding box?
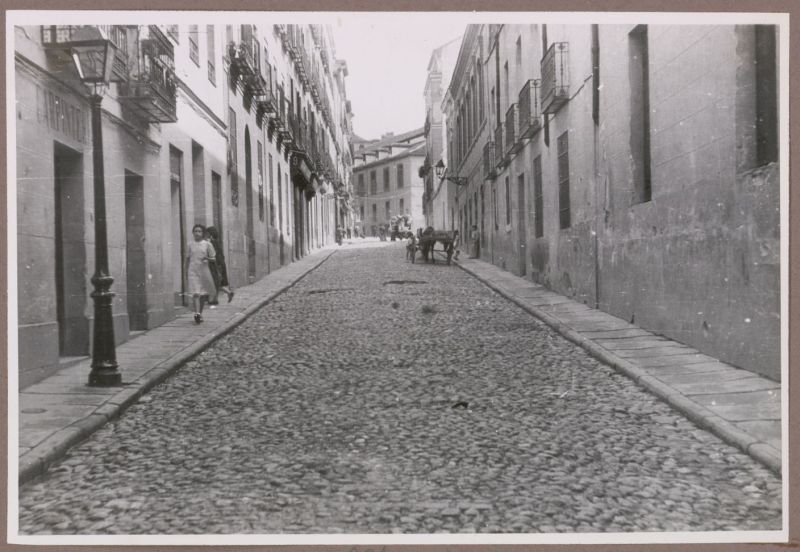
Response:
[244,127,256,280]
[169,146,186,306]
[212,171,222,235]
[53,142,88,356]
[124,170,147,331]
[517,173,527,276]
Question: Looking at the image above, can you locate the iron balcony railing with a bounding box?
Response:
[228,25,259,81]
[483,141,497,180]
[41,25,129,82]
[494,123,507,169]
[117,25,177,123]
[519,79,542,139]
[541,42,570,114]
[505,103,522,157]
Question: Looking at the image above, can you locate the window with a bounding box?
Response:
[358,173,365,195]
[516,36,522,66]
[385,201,390,220]
[372,203,377,222]
[257,140,264,221]
[505,176,511,225]
[558,131,570,229]
[592,24,599,126]
[480,185,485,235]
[755,25,778,166]
[167,25,179,43]
[490,87,496,124]
[503,61,509,111]
[383,167,390,192]
[478,63,485,122]
[189,25,199,66]
[493,183,498,230]
[533,155,543,238]
[396,164,404,188]
[629,25,651,203]
[207,25,216,84]
[370,170,377,195]
[228,108,238,206]
[399,198,404,213]
[268,153,275,226]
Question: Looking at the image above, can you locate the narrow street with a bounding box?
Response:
[19,242,782,534]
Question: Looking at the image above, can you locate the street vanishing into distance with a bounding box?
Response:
[18,243,782,534]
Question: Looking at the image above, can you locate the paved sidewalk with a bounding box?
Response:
[17,244,344,485]
[453,255,782,475]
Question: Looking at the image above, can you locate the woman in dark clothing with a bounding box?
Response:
[205,226,234,305]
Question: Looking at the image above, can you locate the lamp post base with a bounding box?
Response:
[88,365,122,387]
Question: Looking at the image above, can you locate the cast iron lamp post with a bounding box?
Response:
[69,31,123,386]
[434,159,468,186]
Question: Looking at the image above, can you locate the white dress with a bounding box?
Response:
[186,239,216,296]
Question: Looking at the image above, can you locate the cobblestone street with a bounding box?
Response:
[18,243,782,535]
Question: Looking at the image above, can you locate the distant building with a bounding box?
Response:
[352,128,426,237]
[443,24,780,380]
[421,35,462,230]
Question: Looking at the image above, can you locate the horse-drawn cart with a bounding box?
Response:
[411,228,458,265]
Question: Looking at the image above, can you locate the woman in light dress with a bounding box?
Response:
[185,224,216,324]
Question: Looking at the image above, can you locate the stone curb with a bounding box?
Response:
[19,250,337,486]
[455,260,782,476]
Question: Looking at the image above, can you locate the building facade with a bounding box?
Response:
[14,23,354,388]
[352,129,426,237]
[443,24,780,380]
[421,36,461,230]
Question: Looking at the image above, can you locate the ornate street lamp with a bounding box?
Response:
[68,29,123,386]
[435,159,468,186]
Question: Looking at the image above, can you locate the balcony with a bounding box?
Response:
[541,42,570,114]
[228,26,258,82]
[41,25,129,82]
[117,25,177,123]
[519,79,542,139]
[483,141,497,180]
[494,123,507,169]
[505,103,522,157]
[254,74,277,124]
[279,107,296,147]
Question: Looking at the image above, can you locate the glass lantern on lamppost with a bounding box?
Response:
[68,29,123,386]
[435,159,468,186]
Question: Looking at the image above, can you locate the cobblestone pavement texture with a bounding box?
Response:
[19,244,782,534]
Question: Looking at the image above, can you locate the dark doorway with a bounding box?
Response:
[192,141,206,225]
[169,146,186,307]
[124,170,147,331]
[212,171,222,236]
[244,127,256,281]
[53,142,88,356]
[517,173,527,276]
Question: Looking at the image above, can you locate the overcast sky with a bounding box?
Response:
[330,17,465,140]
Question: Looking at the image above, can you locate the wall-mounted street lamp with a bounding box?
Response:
[66,28,123,386]
[435,160,468,186]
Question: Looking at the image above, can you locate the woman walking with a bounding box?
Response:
[205,226,234,305]
[185,224,217,324]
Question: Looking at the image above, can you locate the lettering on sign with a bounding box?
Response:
[35,84,86,143]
